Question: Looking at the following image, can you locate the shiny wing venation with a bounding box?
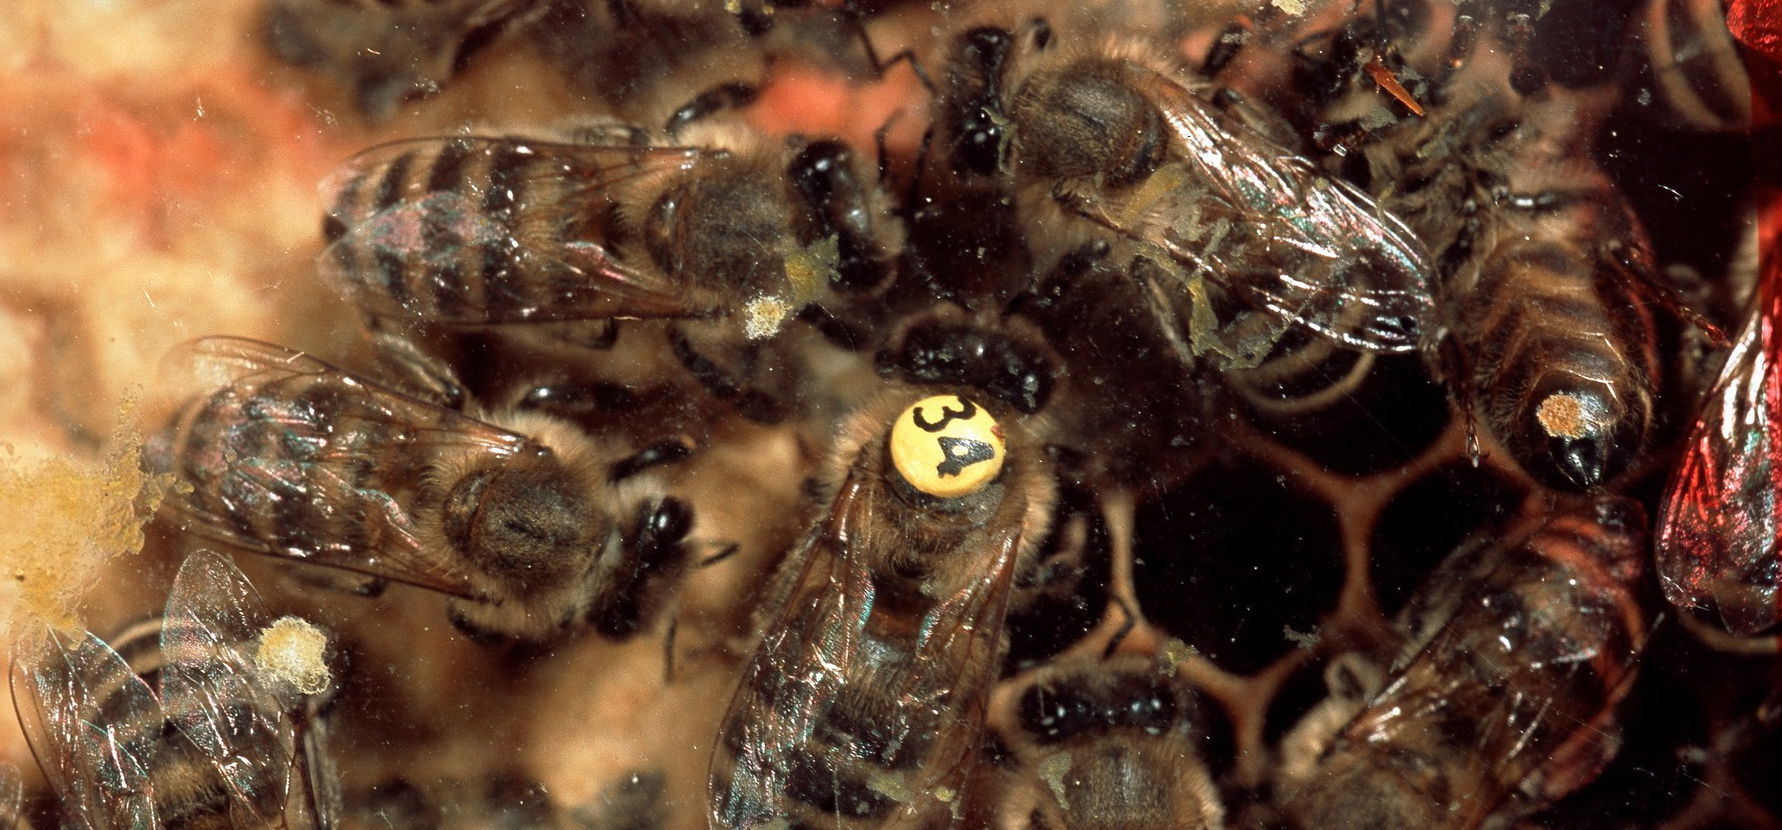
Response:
[14,628,162,830]
[320,136,722,324]
[159,551,295,825]
[1134,75,1434,352]
[1657,297,1782,635]
[711,478,1022,830]
[154,337,526,597]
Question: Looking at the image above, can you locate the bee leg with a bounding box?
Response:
[663,82,760,137]
[1434,332,1484,466]
[1602,240,1728,346]
[515,380,644,422]
[1100,595,1139,659]
[1199,18,1253,79]
[668,328,789,424]
[850,19,935,92]
[1503,11,1547,96]
[607,438,697,483]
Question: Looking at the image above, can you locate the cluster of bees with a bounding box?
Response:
[8,0,1780,828]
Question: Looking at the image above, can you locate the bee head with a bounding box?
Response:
[877,312,1059,415]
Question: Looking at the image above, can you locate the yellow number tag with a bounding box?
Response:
[888,395,1006,498]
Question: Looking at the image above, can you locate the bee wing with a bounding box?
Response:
[1340,527,1645,817]
[1657,294,1782,635]
[159,551,296,827]
[1095,74,1433,353]
[711,476,1022,829]
[11,628,161,830]
[155,337,525,598]
[319,136,726,325]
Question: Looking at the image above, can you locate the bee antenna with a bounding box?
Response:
[1101,596,1139,660]
[609,438,696,483]
[851,19,935,94]
[698,542,742,568]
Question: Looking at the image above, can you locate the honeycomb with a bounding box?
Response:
[0,0,1777,829]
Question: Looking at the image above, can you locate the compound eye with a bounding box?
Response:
[888,395,1006,498]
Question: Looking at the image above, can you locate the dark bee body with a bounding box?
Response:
[1288,1,1662,490]
[992,653,1224,830]
[149,337,696,643]
[320,125,901,422]
[1276,497,1651,829]
[260,0,545,120]
[710,392,1055,830]
[936,21,1433,372]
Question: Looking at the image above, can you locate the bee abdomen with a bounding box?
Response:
[1468,241,1656,490]
[329,138,594,321]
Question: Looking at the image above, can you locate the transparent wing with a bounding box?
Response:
[13,628,161,830]
[1657,290,1782,635]
[1339,506,1647,819]
[1075,73,1433,354]
[160,550,295,827]
[320,136,725,324]
[155,336,533,597]
[711,474,1022,829]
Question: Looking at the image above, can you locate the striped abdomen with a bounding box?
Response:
[1455,194,1659,490]
[713,595,985,830]
[323,136,615,323]
[158,372,438,561]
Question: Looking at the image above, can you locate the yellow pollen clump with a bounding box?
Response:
[1535,393,1598,440]
[0,401,174,634]
[742,296,793,340]
[255,615,333,697]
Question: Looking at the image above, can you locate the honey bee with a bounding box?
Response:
[991,652,1225,830]
[935,19,1434,371]
[11,552,339,830]
[260,0,546,120]
[14,625,196,830]
[319,121,903,422]
[1275,497,1651,829]
[1658,217,1782,636]
[148,336,699,643]
[1286,2,1664,490]
[157,549,341,829]
[710,392,1055,830]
